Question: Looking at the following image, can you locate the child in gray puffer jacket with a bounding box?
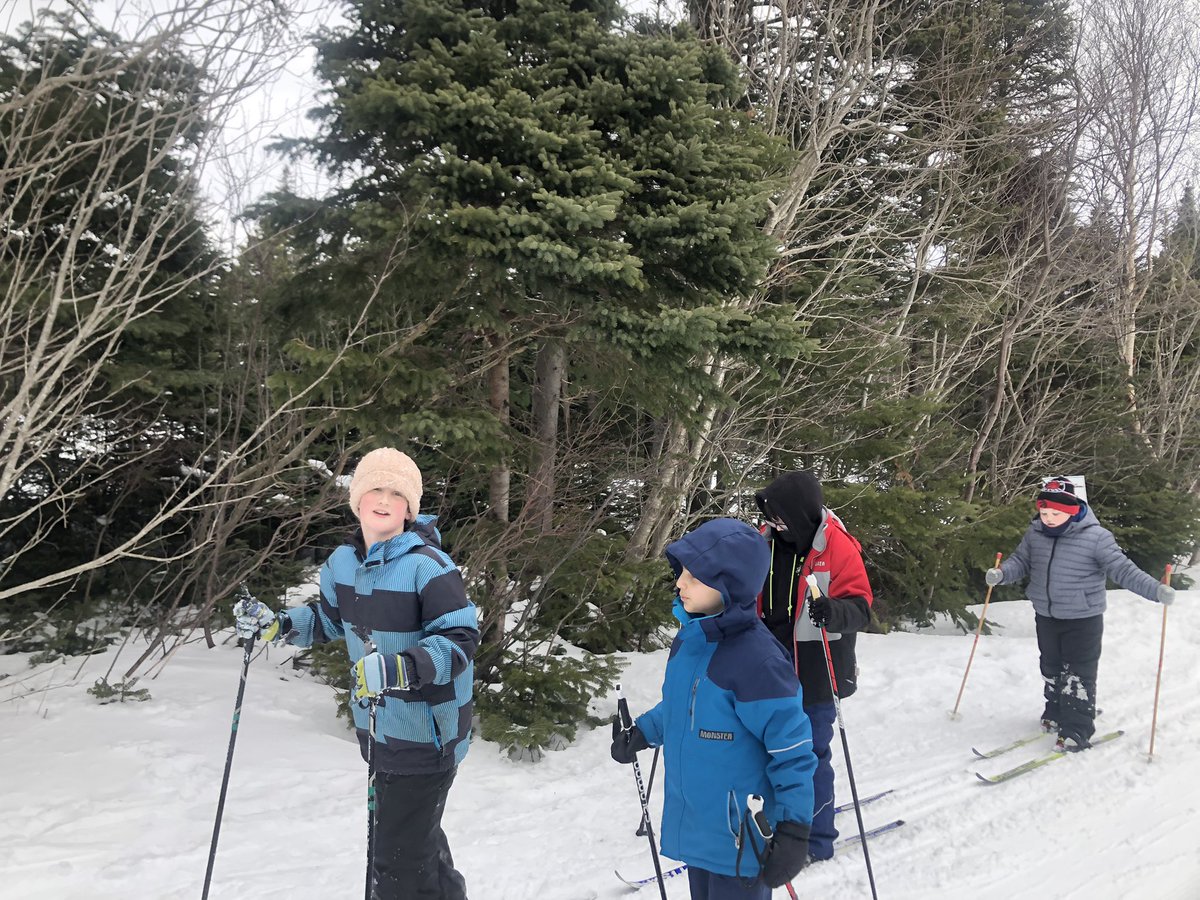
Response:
[985,476,1176,750]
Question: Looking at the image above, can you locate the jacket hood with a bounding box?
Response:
[1034,503,1096,536]
[755,471,824,551]
[664,518,771,640]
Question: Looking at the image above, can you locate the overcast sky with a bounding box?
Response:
[4,0,337,249]
[3,0,679,249]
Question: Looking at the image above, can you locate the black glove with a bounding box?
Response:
[610,718,650,764]
[761,820,810,888]
[808,594,834,629]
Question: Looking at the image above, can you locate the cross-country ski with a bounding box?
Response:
[976,731,1126,784]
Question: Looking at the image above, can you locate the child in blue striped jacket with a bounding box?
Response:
[235,448,478,899]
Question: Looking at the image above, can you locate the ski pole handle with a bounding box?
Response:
[616,683,633,731]
[747,795,799,900]
[747,793,772,840]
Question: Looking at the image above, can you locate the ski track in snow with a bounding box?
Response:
[1,589,1197,899]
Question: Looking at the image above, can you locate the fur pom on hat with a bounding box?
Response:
[349,448,422,520]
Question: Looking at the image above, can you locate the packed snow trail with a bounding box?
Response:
[0,589,1197,899]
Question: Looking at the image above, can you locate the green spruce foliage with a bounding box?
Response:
[259,0,795,750]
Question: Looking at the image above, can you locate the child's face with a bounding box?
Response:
[676,567,724,616]
[358,487,409,545]
[1038,506,1071,527]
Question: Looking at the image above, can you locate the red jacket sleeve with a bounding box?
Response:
[822,526,873,633]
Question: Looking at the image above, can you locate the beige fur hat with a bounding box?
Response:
[349,448,422,520]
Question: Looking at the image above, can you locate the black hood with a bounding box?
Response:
[755,471,824,552]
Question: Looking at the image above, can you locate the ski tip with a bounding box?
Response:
[975,772,997,784]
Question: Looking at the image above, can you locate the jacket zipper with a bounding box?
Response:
[1045,539,1059,615]
[428,707,444,752]
[689,677,700,732]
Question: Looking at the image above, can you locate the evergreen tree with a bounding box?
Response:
[258,0,797,752]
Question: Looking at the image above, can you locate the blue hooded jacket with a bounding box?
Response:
[636,518,817,877]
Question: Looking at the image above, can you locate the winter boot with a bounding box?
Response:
[1055,732,1090,753]
[1040,718,1057,733]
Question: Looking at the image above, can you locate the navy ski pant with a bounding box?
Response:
[1035,612,1103,745]
[805,701,838,859]
[373,766,467,900]
[686,867,770,900]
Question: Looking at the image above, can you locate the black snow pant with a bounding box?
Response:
[1035,612,1103,745]
[373,766,467,900]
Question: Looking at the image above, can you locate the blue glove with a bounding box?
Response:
[351,651,414,701]
[985,568,1003,587]
[1157,583,1175,606]
[232,596,286,641]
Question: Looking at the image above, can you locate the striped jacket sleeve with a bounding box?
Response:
[403,553,479,688]
[285,559,346,648]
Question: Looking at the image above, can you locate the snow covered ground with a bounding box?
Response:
[2,587,1197,900]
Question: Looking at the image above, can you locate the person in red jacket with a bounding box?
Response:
[754,471,874,862]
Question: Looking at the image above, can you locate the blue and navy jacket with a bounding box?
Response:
[636,518,817,878]
[999,504,1162,620]
[287,514,479,774]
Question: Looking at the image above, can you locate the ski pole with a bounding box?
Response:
[202,589,258,900]
[352,625,380,900]
[806,575,878,900]
[1147,564,1172,761]
[635,747,660,837]
[616,683,667,900]
[950,551,1003,719]
[746,795,800,900]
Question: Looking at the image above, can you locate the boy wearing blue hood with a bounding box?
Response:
[611,518,818,899]
[986,476,1176,751]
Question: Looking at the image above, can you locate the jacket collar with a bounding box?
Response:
[672,595,758,643]
[352,513,442,563]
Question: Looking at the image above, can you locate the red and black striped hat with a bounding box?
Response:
[1036,476,1081,515]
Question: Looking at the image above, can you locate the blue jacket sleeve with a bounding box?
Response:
[284,561,345,648]
[733,664,817,827]
[636,702,665,747]
[404,556,479,688]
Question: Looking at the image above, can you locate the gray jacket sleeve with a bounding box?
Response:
[999,528,1034,584]
[1093,529,1160,601]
